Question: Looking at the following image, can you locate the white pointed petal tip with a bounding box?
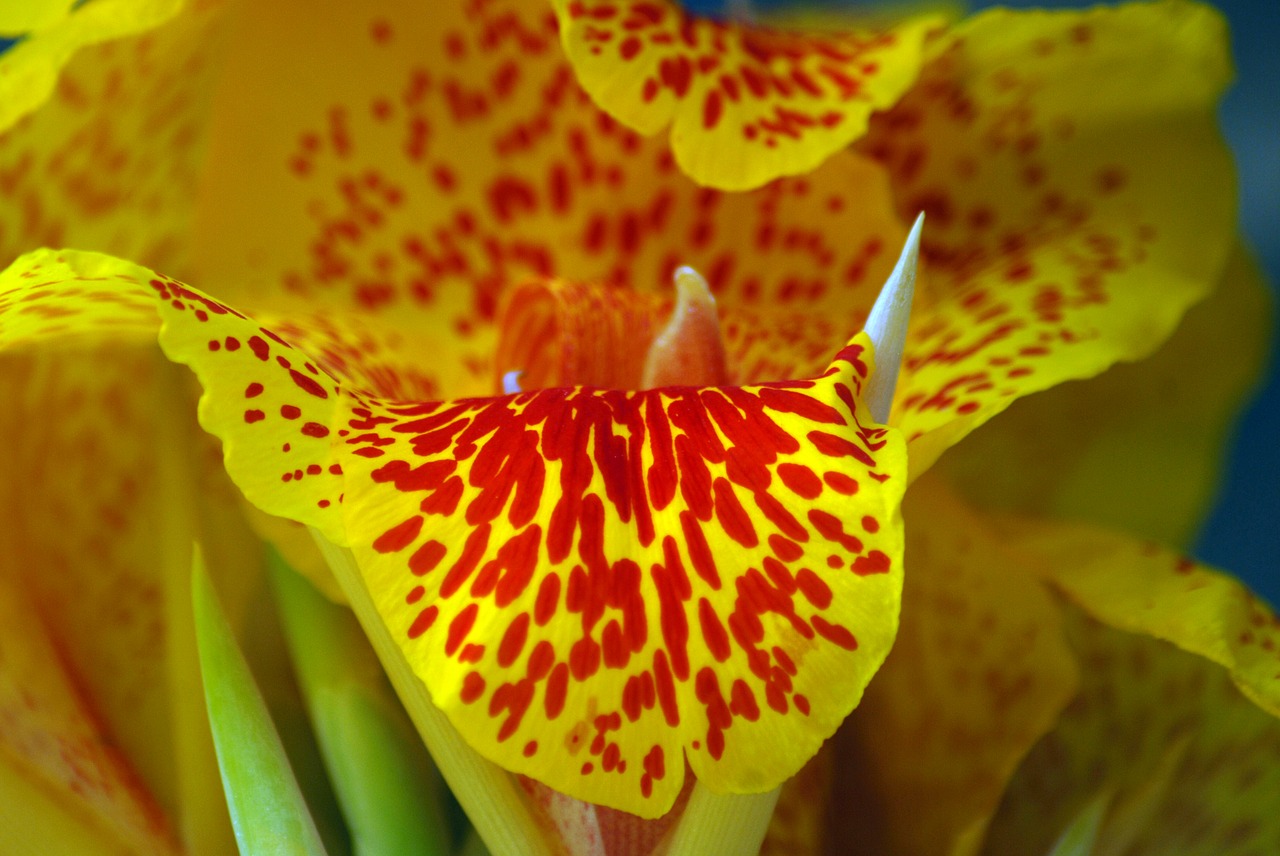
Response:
[862,213,923,425]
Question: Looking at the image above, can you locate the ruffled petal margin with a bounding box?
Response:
[868,0,1237,476]
[550,0,938,189]
[0,247,908,817]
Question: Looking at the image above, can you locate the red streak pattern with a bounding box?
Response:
[130,249,904,809]
[341,333,903,808]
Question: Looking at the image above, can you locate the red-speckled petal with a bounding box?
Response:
[860,1,1235,475]
[935,244,1272,549]
[985,605,1280,856]
[0,0,227,274]
[0,248,159,348]
[830,476,1079,856]
[153,288,351,546]
[0,248,345,545]
[1,248,907,816]
[194,0,907,399]
[550,0,938,190]
[340,334,906,815]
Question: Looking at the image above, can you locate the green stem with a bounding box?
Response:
[272,553,453,856]
[310,533,556,856]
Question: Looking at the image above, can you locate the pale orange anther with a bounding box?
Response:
[641,266,729,389]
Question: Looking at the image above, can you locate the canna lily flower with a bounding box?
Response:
[0,0,1274,854]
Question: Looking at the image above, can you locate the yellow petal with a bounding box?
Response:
[1,247,909,818]
[833,475,1078,856]
[0,346,179,814]
[165,284,906,813]
[0,758,141,856]
[985,604,1280,856]
[192,0,907,389]
[934,243,1272,548]
[0,0,74,35]
[992,517,1280,719]
[0,0,224,274]
[549,0,938,189]
[863,0,1236,475]
[337,330,907,816]
[0,554,178,854]
[0,250,277,854]
[0,249,157,349]
[760,745,831,856]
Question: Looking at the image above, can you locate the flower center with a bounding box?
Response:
[495,266,729,394]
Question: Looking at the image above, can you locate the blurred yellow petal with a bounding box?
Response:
[549,0,938,190]
[0,0,225,275]
[0,249,157,348]
[833,475,1078,856]
[863,0,1236,475]
[0,347,179,816]
[0,252,286,855]
[935,243,1272,548]
[993,517,1280,719]
[760,745,831,856]
[0,762,141,856]
[0,554,178,855]
[985,605,1280,856]
[0,0,75,35]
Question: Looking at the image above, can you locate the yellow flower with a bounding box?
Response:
[0,0,1273,853]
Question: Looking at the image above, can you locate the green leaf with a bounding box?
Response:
[1045,792,1108,856]
[192,546,329,856]
[271,551,453,856]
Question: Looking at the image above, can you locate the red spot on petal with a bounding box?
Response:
[373,516,423,553]
[852,550,891,575]
[812,615,857,650]
[698,598,731,662]
[445,603,479,656]
[498,613,531,668]
[777,462,822,499]
[408,605,438,639]
[795,568,833,609]
[461,671,486,704]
